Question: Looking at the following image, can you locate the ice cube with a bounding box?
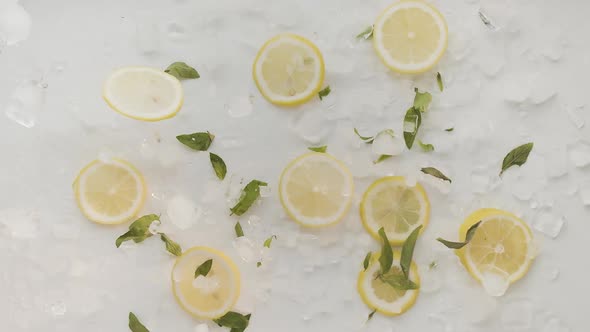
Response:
[568,141,590,167]
[0,208,39,239]
[194,323,209,332]
[166,195,200,230]
[371,131,404,156]
[419,265,442,294]
[579,183,590,206]
[232,237,261,262]
[428,313,454,332]
[503,75,530,104]
[0,2,32,45]
[4,79,46,128]
[192,275,220,294]
[501,299,533,329]
[533,211,564,238]
[479,0,516,31]
[289,109,332,144]
[566,106,585,129]
[226,96,253,118]
[481,271,510,297]
[542,318,571,332]
[165,21,186,41]
[529,78,557,105]
[135,22,161,54]
[52,219,81,240]
[544,147,568,178]
[48,300,67,317]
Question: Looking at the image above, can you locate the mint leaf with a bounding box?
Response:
[176,132,214,151]
[318,86,331,100]
[403,107,422,149]
[165,62,200,79]
[437,221,482,249]
[400,225,422,280]
[129,312,150,332]
[234,221,244,237]
[356,25,374,39]
[213,312,251,330]
[379,273,419,290]
[378,227,393,274]
[263,235,277,248]
[210,152,227,180]
[308,145,327,153]
[160,233,182,256]
[256,262,262,268]
[421,167,451,183]
[230,180,267,216]
[354,128,394,144]
[418,140,434,152]
[413,88,432,111]
[367,309,377,321]
[500,142,534,176]
[363,252,372,271]
[116,214,159,248]
[436,72,444,92]
[374,154,392,164]
[195,259,213,278]
[445,127,454,132]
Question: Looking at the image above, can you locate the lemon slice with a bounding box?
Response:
[102,66,184,121]
[253,33,325,106]
[74,159,146,225]
[358,252,420,316]
[457,208,535,296]
[360,176,430,245]
[373,0,448,74]
[279,152,354,227]
[171,247,241,319]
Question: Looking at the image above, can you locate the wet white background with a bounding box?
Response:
[1,0,588,331]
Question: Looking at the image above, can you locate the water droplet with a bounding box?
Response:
[533,211,564,238]
[501,299,533,329]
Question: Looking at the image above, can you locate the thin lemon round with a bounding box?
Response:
[74,159,146,225]
[171,246,241,319]
[279,152,354,227]
[457,208,535,290]
[360,176,430,245]
[357,252,420,316]
[373,0,448,74]
[102,66,184,121]
[253,33,325,106]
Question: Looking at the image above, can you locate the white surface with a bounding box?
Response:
[0,0,589,331]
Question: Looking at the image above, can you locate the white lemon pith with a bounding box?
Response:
[253,34,325,106]
[358,253,420,316]
[279,153,354,227]
[172,247,241,319]
[103,66,184,121]
[373,0,448,73]
[74,159,146,225]
[458,209,535,294]
[360,177,430,245]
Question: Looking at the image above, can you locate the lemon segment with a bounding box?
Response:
[171,247,241,319]
[279,153,354,227]
[357,252,420,316]
[373,0,448,74]
[457,209,535,293]
[103,66,184,121]
[360,176,430,245]
[253,34,325,106]
[74,159,146,225]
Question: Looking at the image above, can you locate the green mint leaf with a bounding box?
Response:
[263,235,277,248]
[429,261,438,270]
[374,154,392,164]
[379,273,420,290]
[421,167,452,183]
[308,145,327,153]
[356,25,374,39]
[235,221,244,237]
[209,152,227,180]
[437,221,482,249]
[256,262,262,268]
[363,252,372,271]
[116,214,159,248]
[418,140,434,152]
[400,225,422,280]
[318,86,331,100]
[367,309,377,321]
[445,127,454,132]
[129,312,150,332]
[354,128,374,142]
[195,259,213,278]
[403,107,422,149]
[165,62,200,80]
[230,180,267,216]
[378,227,393,275]
[436,72,444,92]
[413,88,432,112]
[213,311,251,329]
[500,142,534,176]
[176,132,215,151]
[160,233,182,256]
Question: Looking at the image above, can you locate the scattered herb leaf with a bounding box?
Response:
[256,262,262,268]
[403,107,422,149]
[478,11,497,30]
[500,142,534,176]
[176,132,215,151]
[418,140,434,152]
[445,127,454,132]
[194,259,213,278]
[429,261,438,270]
[413,88,432,111]
[230,180,267,216]
[308,145,327,153]
[378,227,393,275]
[115,214,159,248]
[421,167,452,183]
[129,312,150,332]
[213,312,251,330]
[363,252,372,271]
[367,309,377,321]
[160,233,182,256]
[436,72,444,92]
[263,235,277,248]
[400,225,422,280]
[318,86,331,100]
[437,221,482,249]
[354,128,394,144]
[356,25,374,39]
[374,154,392,164]
[379,273,420,290]
[234,221,244,238]
[210,152,227,180]
[165,62,200,79]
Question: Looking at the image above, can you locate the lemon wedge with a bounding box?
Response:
[279,152,354,227]
[103,66,184,121]
[171,247,241,319]
[360,176,430,245]
[74,159,146,225]
[253,33,325,106]
[373,0,448,74]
